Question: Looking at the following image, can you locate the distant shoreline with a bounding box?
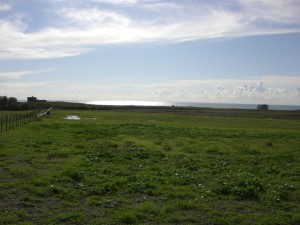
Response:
[14,100,300,111]
[76,101,300,111]
[3,100,300,120]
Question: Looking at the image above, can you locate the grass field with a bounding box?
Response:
[0,109,299,224]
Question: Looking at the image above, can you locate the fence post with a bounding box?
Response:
[11,115,13,130]
[0,109,50,133]
[0,114,3,132]
[5,115,8,132]
[10,115,14,130]
[8,115,10,131]
[9,115,12,131]
[7,115,9,131]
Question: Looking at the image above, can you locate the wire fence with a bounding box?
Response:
[0,108,51,133]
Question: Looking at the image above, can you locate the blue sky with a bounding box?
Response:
[0,0,300,105]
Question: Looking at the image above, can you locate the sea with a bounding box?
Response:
[81,101,300,111]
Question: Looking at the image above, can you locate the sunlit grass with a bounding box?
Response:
[0,109,299,224]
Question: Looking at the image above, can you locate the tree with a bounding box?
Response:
[0,96,8,106]
[7,97,18,108]
[257,104,269,111]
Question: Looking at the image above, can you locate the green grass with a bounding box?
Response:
[0,109,299,224]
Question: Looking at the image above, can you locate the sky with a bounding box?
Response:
[0,0,300,105]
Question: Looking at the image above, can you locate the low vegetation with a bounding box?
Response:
[0,108,299,224]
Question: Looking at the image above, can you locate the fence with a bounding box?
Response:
[0,108,51,133]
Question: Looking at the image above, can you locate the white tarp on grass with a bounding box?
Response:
[65,115,80,120]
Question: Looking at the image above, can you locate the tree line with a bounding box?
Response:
[0,96,50,110]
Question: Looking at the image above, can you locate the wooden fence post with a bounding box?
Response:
[0,109,51,133]
[11,115,13,130]
[0,114,3,132]
[9,115,12,131]
[7,115,10,131]
[5,115,8,132]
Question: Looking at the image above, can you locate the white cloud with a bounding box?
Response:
[0,47,92,60]
[2,75,298,105]
[294,87,300,99]
[127,77,299,104]
[0,0,299,59]
[232,81,265,98]
[89,0,138,4]
[239,0,300,24]
[228,80,289,101]
[260,76,300,87]
[61,7,131,26]
[0,3,11,11]
[214,85,225,96]
[0,69,52,80]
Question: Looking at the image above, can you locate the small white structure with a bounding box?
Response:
[65,115,81,120]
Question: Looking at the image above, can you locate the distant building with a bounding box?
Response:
[27,96,46,103]
[27,96,37,102]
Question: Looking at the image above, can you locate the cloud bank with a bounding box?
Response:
[0,69,52,80]
[1,74,299,105]
[0,0,300,59]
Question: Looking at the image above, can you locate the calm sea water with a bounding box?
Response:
[83,101,300,111]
